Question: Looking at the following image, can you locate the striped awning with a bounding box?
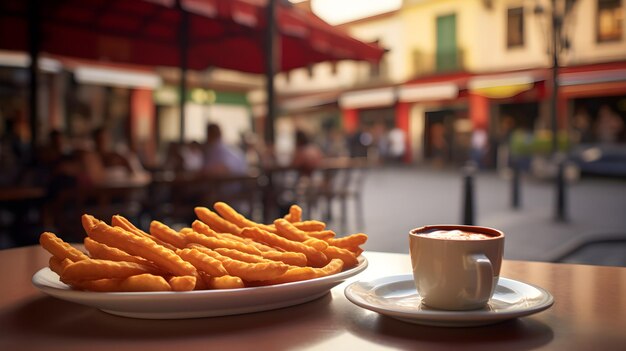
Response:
[468,73,539,99]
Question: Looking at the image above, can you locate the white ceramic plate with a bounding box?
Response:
[32,257,367,319]
[344,274,553,327]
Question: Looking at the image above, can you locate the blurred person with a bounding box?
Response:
[46,148,84,197]
[291,129,323,176]
[163,142,185,172]
[430,123,447,168]
[240,132,266,170]
[93,127,131,172]
[29,130,71,188]
[1,115,30,158]
[0,118,28,184]
[388,127,406,163]
[203,123,247,176]
[275,129,323,217]
[572,107,594,144]
[371,123,388,161]
[509,126,534,171]
[28,130,101,195]
[323,128,348,158]
[348,128,371,158]
[595,105,624,144]
[497,115,515,169]
[258,140,278,169]
[82,127,149,184]
[181,141,204,172]
[37,130,69,169]
[470,128,488,168]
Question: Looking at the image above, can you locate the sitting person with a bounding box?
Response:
[162,141,185,172]
[79,127,149,185]
[291,130,323,177]
[181,141,204,172]
[94,127,132,174]
[203,123,247,176]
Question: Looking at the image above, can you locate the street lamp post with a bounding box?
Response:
[550,0,567,221]
[28,0,40,158]
[536,0,567,155]
[535,0,577,221]
[177,0,189,143]
[264,0,278,146]
[549,0,561,156]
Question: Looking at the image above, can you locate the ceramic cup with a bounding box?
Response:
[409,225,505,311]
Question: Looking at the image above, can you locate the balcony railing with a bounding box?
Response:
[412,48,465,77]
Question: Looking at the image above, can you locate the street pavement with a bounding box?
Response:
[323,165,626,266]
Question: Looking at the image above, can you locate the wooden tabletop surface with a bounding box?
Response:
[0,246,624,350]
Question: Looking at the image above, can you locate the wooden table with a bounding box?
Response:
[0,186,46,203]
[0,248,624,350]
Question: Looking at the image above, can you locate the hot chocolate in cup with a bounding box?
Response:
[409,225,505,311]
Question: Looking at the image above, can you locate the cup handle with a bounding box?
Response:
[468,253,494,300]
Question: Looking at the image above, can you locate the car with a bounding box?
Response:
[570,144,626,177]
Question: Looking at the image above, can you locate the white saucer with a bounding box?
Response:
[344,274,554,327]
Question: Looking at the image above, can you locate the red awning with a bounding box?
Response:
[559,61,626,99]
[0,0,385,74]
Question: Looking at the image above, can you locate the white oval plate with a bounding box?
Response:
[344,274,553,327]
[32,257,367,319]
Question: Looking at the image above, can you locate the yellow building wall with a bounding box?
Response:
[400,0,553,75]
[564,0,626,65]
[276,0,626,96]
[399,0,626,76]
[348,15,407,83]
[402,0,481,76]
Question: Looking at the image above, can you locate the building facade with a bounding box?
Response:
[276,0,626,167]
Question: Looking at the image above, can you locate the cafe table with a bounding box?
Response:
[0,247,624,350]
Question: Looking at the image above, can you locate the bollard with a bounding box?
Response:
[555,158,567,221]
[511,161,521,209]
[462,162,476,226]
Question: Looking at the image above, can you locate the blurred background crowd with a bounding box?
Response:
[1,0,625,261]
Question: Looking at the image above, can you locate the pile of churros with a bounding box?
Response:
[38,202,368,292]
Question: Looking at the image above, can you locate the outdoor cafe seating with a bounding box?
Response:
[45,178,150,242]
[149,171,262,226]
[0,156,371,246]
[261,157,370,231]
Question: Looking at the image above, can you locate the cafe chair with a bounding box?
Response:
[318,158,369,234]
[47,184,146,242]
[206,174,262,221]
[149,171,262,226]
[148,171,213,226]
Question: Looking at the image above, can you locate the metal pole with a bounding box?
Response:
[556,157,567,221]
[177,0,189,143]
[28,0,40,158]
[264,0,277,145]
[462,162,476,226]
[551,1,567,221]
[511,161,521,209]
[550,0,560,155]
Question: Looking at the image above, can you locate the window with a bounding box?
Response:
[597,0,623,42]
[369,57,388,80]
[507,7,524,48]
[436,14,459,72]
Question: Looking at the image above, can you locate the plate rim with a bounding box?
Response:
[344,273,554,322]
[32,256,368,300]
[32,257,368,318]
